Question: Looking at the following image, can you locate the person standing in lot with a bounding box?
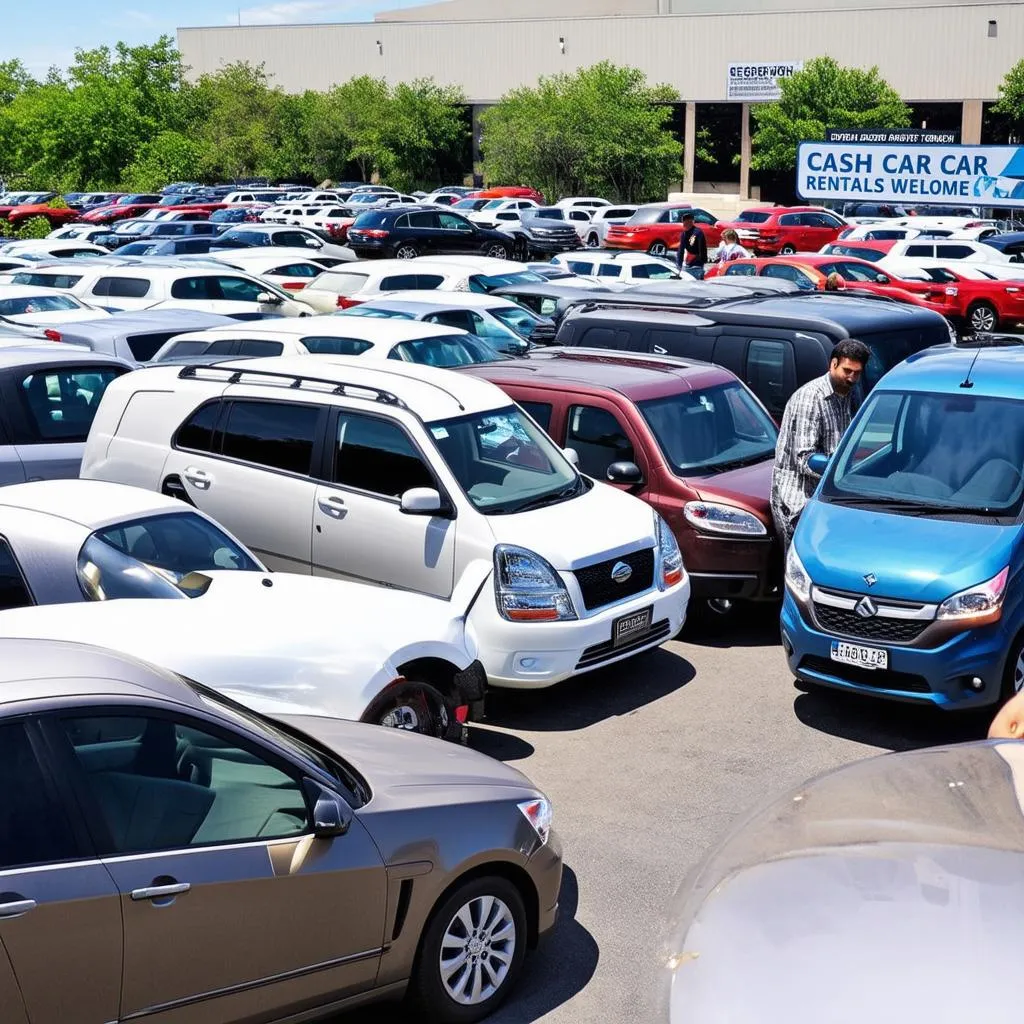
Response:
[715,228,747,264]
[676,212,708,278]
[770,338,871,549]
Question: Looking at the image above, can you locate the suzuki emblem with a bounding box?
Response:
[855,597,878,619]
[610,561,633,584]
[863,573,877,587]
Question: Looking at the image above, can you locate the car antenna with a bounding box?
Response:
[959,347,981,389]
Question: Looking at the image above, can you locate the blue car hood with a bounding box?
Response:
[797,500,1019,603]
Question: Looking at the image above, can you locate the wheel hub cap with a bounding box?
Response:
[380,705,419,730]
[439,895,516,1005]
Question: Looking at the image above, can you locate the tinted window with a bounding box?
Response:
[10,272,83,288]
[745,339,794,419]
[736,211,771,224]
[0,724,78,869]
[724,263,756,277]
[577,326,625,350]
[217,276,268,302]
[936,245,975,259]
[334,414,433,497]
[60,714,308,853]
[407,211,438,228]
[170,276,216,300]
[424,310,476,333]
[596,264,622,278]
[390,334,504,367]
[0,538,32,610]
[19,367,121,442]
[519,401,553,431]
[0,294,80,315]
[162,340,212,359]
[566,260,595,275]
[275,232,312,247]
[90,277,151,298]
[566,405,634,478]
[127,331,181,362]
[762,264,815,289]
[270,263,319,278]
[438,213,473,231]
[301,336,373,355]
[176,401,222,452]
[236,339,284,356]
[221,400,319,474]
[904,244,934,257]
[778,214,802,226]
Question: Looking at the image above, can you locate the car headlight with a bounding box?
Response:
[683,501,767,537]
[494,544,577,622]
[655,511,685,589]
[937,566,1008,623]
[785,545,812,602]
[518,797,552,845]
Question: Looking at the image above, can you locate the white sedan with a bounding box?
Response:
[0,286,112,325]
[0,479,486,739]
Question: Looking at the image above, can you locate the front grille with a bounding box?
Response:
[813,604,928,644]
[576,618,671,669]
[573,548,654,611]
[800,655,932,694]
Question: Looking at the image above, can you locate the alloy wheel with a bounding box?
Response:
[376,686,448,737]
[439,895,517,1006]
[969,303,996,333]
[780,244,797,255]
[1015,649,1024,693]
[648,241,667,256]
[486,244,508,259]
[395,244,418,259]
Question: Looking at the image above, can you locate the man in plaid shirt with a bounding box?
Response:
[770,339,871,549]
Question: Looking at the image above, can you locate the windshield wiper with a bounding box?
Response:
[498,477,584,515]
[827,495,1003,517]
[701,452,774,474]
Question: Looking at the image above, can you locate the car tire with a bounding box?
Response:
[647,241,668,256]
[780,244,797,255]
[394,243,419,260]
[484,242,509,260]
[1000,634,1024,702]
[586,232,600,248]
[967,300,998,334]
[408,876,528,1024]
[362,680,461,742]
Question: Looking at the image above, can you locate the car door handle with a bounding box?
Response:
[130,882,191,902]
[183,467,212,489]
[317,495,346,518]
[0,897,36,918]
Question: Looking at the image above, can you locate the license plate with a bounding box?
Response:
[830,640,888,671]
[613,607,652,647]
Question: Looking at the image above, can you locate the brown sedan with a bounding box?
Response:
[0,639,561,1023]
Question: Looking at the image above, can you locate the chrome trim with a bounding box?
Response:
[130,883,190,901]
[120,947,384,1020]
[811,585,937,621]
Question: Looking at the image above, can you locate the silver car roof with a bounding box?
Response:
[0,347,131,371]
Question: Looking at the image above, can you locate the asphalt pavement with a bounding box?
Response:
[344,603,991,1024]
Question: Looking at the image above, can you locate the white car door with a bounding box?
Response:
[312,410,456,598]
[160,273,303,319]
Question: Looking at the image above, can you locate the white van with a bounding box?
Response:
[81,356,690,688]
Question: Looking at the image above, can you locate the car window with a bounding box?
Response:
[904,244,934,257]
[10,272,83,289]
[834,261,880,283]
[299,335,373,355]
[90,276,151,298]
[762,264,814,289]
[425,310,476,333]
[566,404,635,478]
[607,208,635,219]
[724,263,756,277]
[59,714,309,853]
[235,339,285,357]
[216,276,268,302]
[276,232,313,247]
[19,367,121,443]
[631,263,675,280]
[176,400,222,452]
[0,537,33,610]
[566,260,595,275]
[390,333,503,366]
[126,331,183,362]
[0,293,81,315]
[778,214,802,226]
[745,339,795,419]
[164,340,212,358]
[518,401,553,431]
[221,400,320,474]
[170,276,217,300]
[380,273,445,291]
[407,211,438,228]
[333,413,434,498]
[438,213,473,232]
[936,245,974,259]
[270,263,320,278]
[0,723,79,869]
[313,271,368,296]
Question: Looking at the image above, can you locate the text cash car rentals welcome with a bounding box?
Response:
[796,142,1024,206]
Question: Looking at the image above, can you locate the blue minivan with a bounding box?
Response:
[782,342,1024,710]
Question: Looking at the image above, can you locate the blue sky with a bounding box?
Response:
[3,0,430,77]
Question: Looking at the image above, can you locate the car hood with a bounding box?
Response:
[484,479,656,571]
[0,571,472,721]
[693,458,774,517]
[797,500,1018,602]
[657,740,1024,1024]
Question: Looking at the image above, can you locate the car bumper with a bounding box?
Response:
[781,590,1012,708]
[525,239,579,254]
[470,577,690,689]
[347,241,389,257]
[681,531,780,602]
[529,828,563,942]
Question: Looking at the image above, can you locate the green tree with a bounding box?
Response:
[994,59,1024,125]
[387,80,468,191]
[0,60,34,106]
[480,62,682,202]
[751,57,910,171]
[122,130,207,190]
[327,75,395,183]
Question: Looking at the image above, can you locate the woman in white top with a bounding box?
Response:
[715,228,748,263]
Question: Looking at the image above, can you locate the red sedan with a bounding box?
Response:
[6,204,80,229]
[894,264,1024,333]
[80,194,165,224]
[604,203,722,256]
[715,206,846,256]
[467,186,546,204]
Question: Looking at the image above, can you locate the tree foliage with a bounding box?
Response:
[994,59,1024,125]
[480,62,682,202]
[750,57,910,171]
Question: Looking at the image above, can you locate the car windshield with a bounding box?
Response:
[428,405,582,514]
[826,244,885,261]
[453,199,489,211]
[337,306,414,320]
[76,511,262,601]
[627,208,669,225]
[352,211,390,228]
[736,211,772,223]
[389,333,508,366]
[489,304,542,337]
[468,270,546,292]
[821,390,1024,520]
[0,294,80,314]
[639,382,778,474]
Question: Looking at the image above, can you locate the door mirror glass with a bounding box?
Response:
[562,447,579,466]
[808,452,830,475]
[875,274,889,284]
[606,460,643,484]
[256,291,283,305]
[304,237,321,247]
[400,486,443,514]
[305,781,352,838]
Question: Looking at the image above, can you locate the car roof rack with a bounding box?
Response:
[177,363,409,407]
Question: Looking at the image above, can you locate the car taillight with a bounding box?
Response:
[964,221,984,228]
[336,296,362,308]
[282,281,305,291]
[360,229,389,239]
[44,329,62,341]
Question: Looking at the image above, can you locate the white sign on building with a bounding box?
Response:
[726,62,804,102]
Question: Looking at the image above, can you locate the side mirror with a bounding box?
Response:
[606,460,643,484]
[304,237,322,248]
[808,453,830,476]
[875,274,889,284]
[304,780,352,838]
[562,447,580,467]
[256,291,283,305]
[400,486,443,515]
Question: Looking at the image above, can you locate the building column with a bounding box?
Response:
[683,101,696,193]
[962,99,983,144]
[739,103,751,199]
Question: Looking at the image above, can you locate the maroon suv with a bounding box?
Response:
[461,349,782,610]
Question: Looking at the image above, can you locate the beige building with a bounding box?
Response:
[178,0,1024,195]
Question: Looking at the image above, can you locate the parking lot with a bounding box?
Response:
[347,604,990,1024]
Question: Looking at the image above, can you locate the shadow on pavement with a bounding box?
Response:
[467,724,535,761]
[793,686,992,752]
[336,866,597,1024]
[681,601,782,650]
[483,646,695,733]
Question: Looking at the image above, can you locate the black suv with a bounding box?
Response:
[346,205,516,260]
[504,209,581,258]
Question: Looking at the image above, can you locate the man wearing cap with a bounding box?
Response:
[675,211,708,279]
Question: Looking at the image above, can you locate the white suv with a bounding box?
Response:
[550,250,682,282]
[82,356,690,688]
[580,205,639,248]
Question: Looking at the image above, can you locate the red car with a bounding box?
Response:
[467,186,546,204]
[897,264,1024,333]
[715,206,846,256]
[80,194,165,224]
[5,204,79,229]
[707,255,951,315]
[604,203,722,257]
